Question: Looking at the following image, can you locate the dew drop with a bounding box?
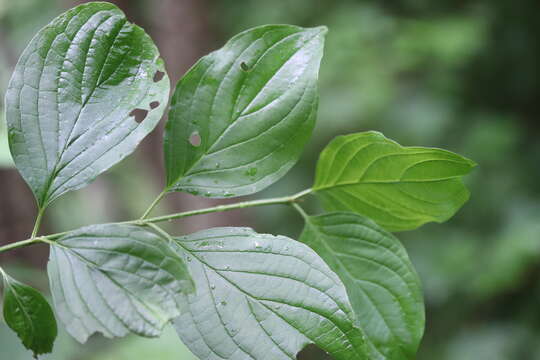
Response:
[220,301,227,306]
[210,284,216,290]
[245,167,258,177]
[187,257,192,262]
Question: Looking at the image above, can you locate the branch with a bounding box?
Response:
[0,188,313,254]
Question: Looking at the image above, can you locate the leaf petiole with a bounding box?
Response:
[140,190,168,220]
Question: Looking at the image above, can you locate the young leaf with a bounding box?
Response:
[47,224,192,343]
[171,227,367,360]
[313,131,476,231]
[299,212,424,360]
[5,2,169,208]
[164,25,326,198]
[1,270,58,357]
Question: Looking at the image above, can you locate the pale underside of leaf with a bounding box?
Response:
[5,2,169,207]
[172,227,367,360]
[313,131,476,231]
[47,223,192,343]
[300,212,424,360]
[164,25,326,198]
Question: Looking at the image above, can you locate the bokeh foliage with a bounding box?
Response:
[1,0,539,359]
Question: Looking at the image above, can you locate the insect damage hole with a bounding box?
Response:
[297,345,334,360]
[129,108,148,123]
[189,131,201,147]
[149,101,160,109]
[153,70,165,82]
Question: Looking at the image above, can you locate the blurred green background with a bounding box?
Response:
[1,0,539,359]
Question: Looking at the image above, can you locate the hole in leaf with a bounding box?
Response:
[153,71,165,82]
[149,101,160,109]
[297,345,334,360]
[240,61,252,72]
[129,108,148,123]
[189,131,201,147]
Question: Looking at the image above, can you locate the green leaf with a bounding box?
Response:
[313,131,476,231]
[47,224,192,343]
[171,227,367,360]
[5,2,169,208]
[1,270,58,357]
[299,212,424,360]
[164,25,326,198]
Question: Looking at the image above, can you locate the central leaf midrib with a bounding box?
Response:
[314,176,464,193]
[5,281,37,348]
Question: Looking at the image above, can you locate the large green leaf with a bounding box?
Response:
[171,227,367,360]
[299,212,424,360]
[313,131,476,231]
[164,25,326,198]
[47,224,192,343]
[5,2,169,208]
[1,270,58,357]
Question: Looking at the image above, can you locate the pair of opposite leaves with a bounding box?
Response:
[4,2,475,360]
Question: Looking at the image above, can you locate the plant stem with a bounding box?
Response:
[0,188,313,254]
[140,190,167,220]
[0,238,44,254]
[291,202,309,220]
[141,188,312,224]
[31,207,45,238]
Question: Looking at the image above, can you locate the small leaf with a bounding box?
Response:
[5,2,170,208]
[313,131,476,231]
[171,227,367,360]
[299,212,424,360]
[164,25,327,198]
[1,271,58,357]
[47,224,193,343]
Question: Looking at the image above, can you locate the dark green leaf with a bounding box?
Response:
[164,25,326,198]
[1,270,58,357]
[313,131,476,231]
[299,212,424,360]
[47,224,192,343]
[5,2,169,208]
[171,227,367,360]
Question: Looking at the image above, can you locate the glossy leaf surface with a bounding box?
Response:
[164,25,326,198]
[171,227,367,360]
[5,2,169,207]
[1,271,58,357]
[300,212,424,360]
[313,131,476,231]
[47,224,192,343]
